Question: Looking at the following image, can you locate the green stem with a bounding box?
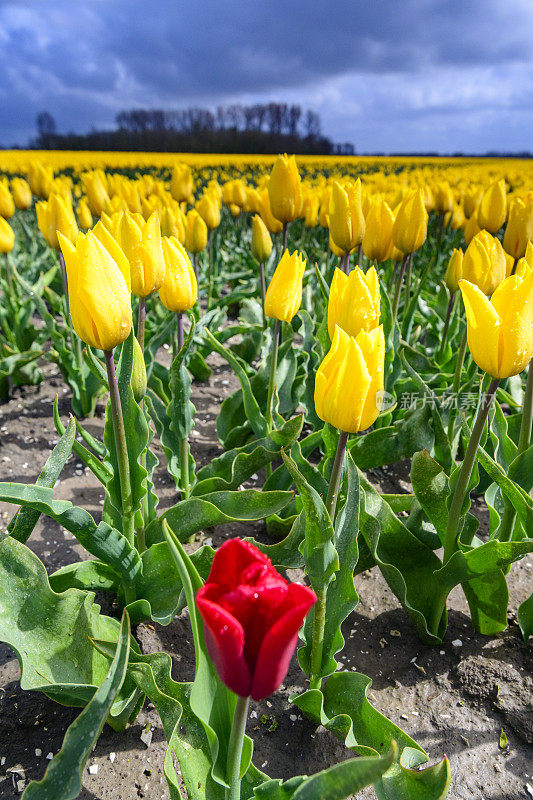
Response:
[357,243,362,269]
[4,253,13,292]
[259,261,266,329]
[207,228,214,309]
[226,695,250,800]
[498,359,533,542]
[309,429,348,690]
[282,221,288,252]
[104,349,135,547]
[137,296,146,352]
[443,377,500,563]
[176,312,190,497]
[447,327,469,442]
[58,251,70,321]
[404,254,412,307]
[392,254,408,325]
[438,292,456,360]
[266,319,280,433]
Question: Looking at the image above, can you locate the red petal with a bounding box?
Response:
[250,584,316,701]
[207,538,272,592]
[196,591,252,697]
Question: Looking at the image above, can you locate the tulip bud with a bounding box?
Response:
[0,218,15,253]
[184,209,208,253]
[92,219,131,291]
[36,193,78,251]
[11,178,32,210]
[315,324,385,433]
[197,191,221,229]
[515,240,533,279]
[303,193,320,228]
[131,336,147,402]
[459,272,533,378]
[171,164,194,203]
[58,230,132,351]
[258,189,283,234]
[83,171,110,218]
[328,180,365,255]
[462,230,506,295]
[477,179,507,233]
[433,182,454,214]
[159,237,198,312]
[362,196,394,262]
[463,186,482,219]
[119,211,166,297]
[392,189,428,254]
[464,211,481,246]
[502,197,533,260]
[445,248,463,294]
[328,266,380,339]
[251,214,272,263]
[77,198,93,230]
[264,249,306,323]
[0,183,15,219]
[160,205,185,243]
[196,538,316,701]
[267,154,303,223]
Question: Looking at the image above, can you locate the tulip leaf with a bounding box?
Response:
[169,312,196,440]
[249,514,306,571]
[461,571,509,635]
[53,396,112,485]
[359,475,448,643]
[192,414,304,495]
[163,522,254,789]
[373,745,451,800]
[0,537,139,730]
[298,453,360,679]
[410,449,449,545]
[8,415,76,543]
[204,328,268,439]
[349,405,434,471]
[281,449,339,592]
[254,745,396,800]
[103,331,149,525]
[0,483,141,586]
[23,610,131,800]
[49,559,120,594]
[518,591,533,641]
[435,538,533,589]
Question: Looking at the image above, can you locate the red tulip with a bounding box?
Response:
[196,538,316,701]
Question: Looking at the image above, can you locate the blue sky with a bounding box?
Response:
[1,0,532,152]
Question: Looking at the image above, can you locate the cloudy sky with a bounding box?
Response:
[1,0,532,153]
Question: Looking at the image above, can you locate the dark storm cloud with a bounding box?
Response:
[0,0,532,150]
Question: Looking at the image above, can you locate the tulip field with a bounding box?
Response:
[0,150,532,800]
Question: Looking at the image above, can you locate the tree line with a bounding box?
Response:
[32,104,354,155]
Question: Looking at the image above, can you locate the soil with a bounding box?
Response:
[0,352,532,800]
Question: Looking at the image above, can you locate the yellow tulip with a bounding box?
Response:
[434,182,454,214]
[459,273,533,378]
[515,241,533,278]
[461,230,506,295]
[11,178,32,210]
[0,184,15,219]
[251,214,272,263]
[267,154,302,223]
[477,179,507,233]
[119,211,166,297]
[92,220,131,291]
[184,209,208,253]
[36,193,78,250]
[258,189,283,234]
[159,237,198,312]
[303,193,319,228]
[264,249,306,322]
[464,212,481,246]
[328,266,380,339]
[160,205,185,242]
[58,230,132,351]
[171,164,193,203]
[362,196,394,262]
[329,232,345,258]
[463,186,482,219]
[392,189,428,254]
[502,197,533,260]
[445,248,463,294]
[84,172,110,217]
[0,218,15,253]
[77,198,93,230]
[197,192,221,229]
[315,324,385,433]
[328,180,365,255]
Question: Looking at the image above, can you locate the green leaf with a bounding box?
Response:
[0,537,138,728]
[281,449,338,592]
[410,450,449,545]
[8,416,76,543]
[145,490,293,545]
[193,415,303,495]
[169,312,196,440]
[462,571,509,635]
[49,560,120,594]
[23,611,131,800]
[349,405,434,471]
[53,396,111,485]
[374,746,451,800]
[255,745,396,800]
[518,592,533,641]
[204,327,268,439]
[0,483,141,585]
